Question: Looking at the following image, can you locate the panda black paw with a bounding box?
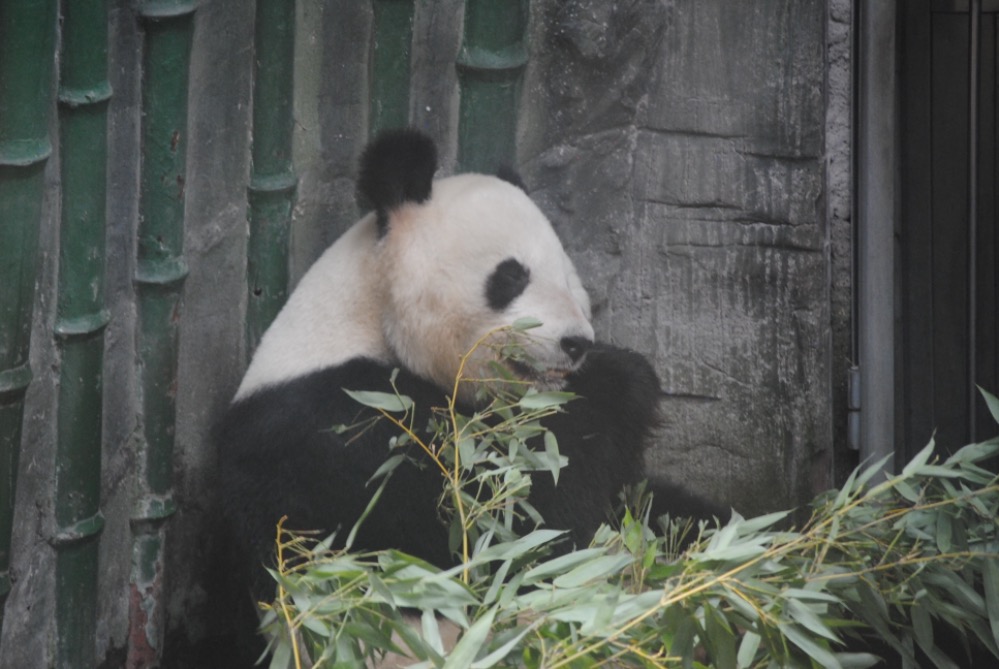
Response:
[566,344,662,427]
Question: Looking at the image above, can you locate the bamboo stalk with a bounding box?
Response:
[370,0,415,135]
[0,0,58,632]
[245,0,298,354]
[456,0,528,173]
[53,1,111,665]
[129,2,194,665]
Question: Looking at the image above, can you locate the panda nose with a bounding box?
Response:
[560,336,592,363]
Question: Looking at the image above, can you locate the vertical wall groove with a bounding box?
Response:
[967,0,981,440]
[0,0,58,632]
[370,0,415,136]
[130,2,195,666]
[456,0,529,172]
[245,0,298,355]
[53,1,111,665]
[856,1,897,476]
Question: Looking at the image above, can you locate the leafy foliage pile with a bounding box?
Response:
[259,333,999,668]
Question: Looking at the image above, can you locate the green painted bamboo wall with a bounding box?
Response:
[53,1,111,665]
[245,0,297,354]
[0,0,58,636]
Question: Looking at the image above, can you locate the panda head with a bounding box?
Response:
[360,129,595,400]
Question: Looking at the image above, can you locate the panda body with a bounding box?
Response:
[217,130,723,601]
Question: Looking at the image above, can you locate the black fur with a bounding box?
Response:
[485,257,531,311]
[216,345,725,600]
[357,128,437,235]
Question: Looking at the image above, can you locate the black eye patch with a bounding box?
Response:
[485,258,531,311]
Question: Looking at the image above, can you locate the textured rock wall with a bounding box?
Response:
[520,0,833,516]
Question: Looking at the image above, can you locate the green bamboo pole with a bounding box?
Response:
[130,2,194,665]
[456,0,528,173]
[370,0,415,136]
[53,1,111,665]
[245,0,298,354]
[0,0,58,632]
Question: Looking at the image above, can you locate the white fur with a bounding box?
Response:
[234,215,389,400]
[235,173,593,402]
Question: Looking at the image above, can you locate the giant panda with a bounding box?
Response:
[216,129,724,606]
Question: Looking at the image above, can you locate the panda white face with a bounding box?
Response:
[235,130,595,404]
[378,173,594,400]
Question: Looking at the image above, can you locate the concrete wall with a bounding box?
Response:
[0,1,844,665]
[520,0,834,518]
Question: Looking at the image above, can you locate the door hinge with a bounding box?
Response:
[847,365,861,451]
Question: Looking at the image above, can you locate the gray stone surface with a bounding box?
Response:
[521,0,832,516]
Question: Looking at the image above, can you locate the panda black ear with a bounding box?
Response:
[357,128,438,234]
[496,165,527,192]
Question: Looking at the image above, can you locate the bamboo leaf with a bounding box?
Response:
[852,582,897,651]
[512,316,542,331]
[979,387,999,425]
[666,611,700,661]
[518,390,573,410]
[612,590,665,623]
[458,436,476,471]
[422,609,446,655]
[736,630,761,668]
[967,619,999,660]
[267,640,292,669]
[367,573,395,606]
[927,571,986,616]
[331,633,356,664]
[895,480,921,503]
[390,617,433,664]
[699,541,770,563]
[945,440,999,466]
[705,604,737,669]
[343,388,414,413]
[722,590,760,623]
[912,465,964,478]
[442,607,497,669]
[902,441,935,477]
[911,604,934,647]
[835,465,861,507]
[913,604,961,669]
[855,452,895,491]
[784,588,841,604]
[551,554,633,588]
[301,614,331,637]
[370,453,407,483]
[470,623,537,668]
[736,509,791,533]
[780,622,842,669]
[543,430,561,485]
[707,520,739,551]
[342,620,399,655]
[985,556,999,652]
[835,652,881,668]
[523,547,608,584]
[475,529,564,562]
[787,599,839,642]
[481,560,511,607]
[347,471,393,550]
[935,512,953,553]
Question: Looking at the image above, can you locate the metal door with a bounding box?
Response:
[900,0,999,458]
